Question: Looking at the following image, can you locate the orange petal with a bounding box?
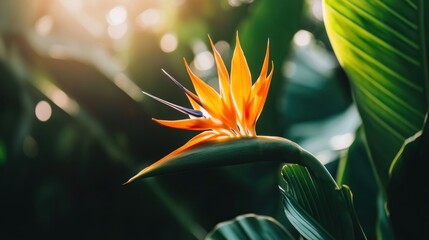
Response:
[245,41,270,132]
[231,33,252,123]
[209,37,231,103]
[247,63,274,130]
[125,131,220,184]
[186,94,202,112]
[184,59,230,125]
[249,41,271,113]
[257,40,270,85]
[209,37,237,130]
[153,118,223,131]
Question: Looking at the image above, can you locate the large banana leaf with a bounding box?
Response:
[281,164,366,240]
[323,0,428,188]
[205,214,297,240]
[128,137,368,239]
[127,137,336,187]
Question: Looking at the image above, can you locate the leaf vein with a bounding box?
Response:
[345,63,424,118]
[328,4,420,66]
[377,1,417,30]
[340,0,419,49]
[331,29,423,91]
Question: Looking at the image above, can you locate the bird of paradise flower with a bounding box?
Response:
[123,33,363,240]
[126,34,274,184]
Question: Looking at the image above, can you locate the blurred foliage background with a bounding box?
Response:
[0,0,369,239]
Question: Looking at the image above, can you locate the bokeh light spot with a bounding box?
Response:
[194,51,214,71]
[214,40,230,55]
[35,101,52,122]
[137,8,161,29]
[106,5,128,26]
[293,30,313,47]
[310,0,324,21]
[160,33,178,53]
[35,15,53,36]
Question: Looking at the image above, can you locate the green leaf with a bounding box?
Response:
[387,116,429,238]
[281,164,366,240]
[205,214,297,240]
[126,137,336,188]
[323,0,428,188]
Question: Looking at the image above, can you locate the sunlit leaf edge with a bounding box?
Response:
[205,213,297,240]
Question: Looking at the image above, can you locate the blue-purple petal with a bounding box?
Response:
[142,91,203,118]
[161,69,202,106]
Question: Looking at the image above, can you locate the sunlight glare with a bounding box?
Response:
[50,89,79,115]
[330,133,355,151]
[35,101,52,122]
[59,0,82,12]
[51,89,69,109]
[160,33,178,53]
[114,73,144,102]
[137,8,162,29]
[108,23,128,39]
[49,45,68,59]
[106,5,128,26]
[315,150,335,165]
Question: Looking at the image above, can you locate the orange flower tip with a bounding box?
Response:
[235,31,240,44]
[122,175,137,185]
[142,91,203,117]
[122,179,132,185]
[123,165,153,185]
[208,35,215,48]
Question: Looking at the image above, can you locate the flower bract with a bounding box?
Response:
[126,34,273,183]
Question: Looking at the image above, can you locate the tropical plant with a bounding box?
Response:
[126,0,429,239]
[1,0,427,239]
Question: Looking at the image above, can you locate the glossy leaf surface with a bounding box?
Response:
[281,164,356,239]
[205,214,296,240]
[127,137,336,188]
[324,0,428,187]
